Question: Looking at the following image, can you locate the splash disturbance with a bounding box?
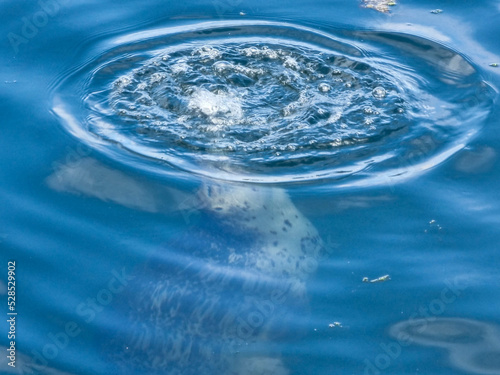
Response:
[52,21,494,184]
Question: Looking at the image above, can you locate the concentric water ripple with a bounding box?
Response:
[52,21,494,184]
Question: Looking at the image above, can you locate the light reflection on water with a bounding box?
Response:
[1,0,500,374]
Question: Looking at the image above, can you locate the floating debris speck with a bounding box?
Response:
[362,0,397,13]
[329,322,342,328]
[363,274,391,283]
[489,63,499,67]
[430,9,443,14]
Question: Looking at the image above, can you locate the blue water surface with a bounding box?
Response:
[1,0,500,374]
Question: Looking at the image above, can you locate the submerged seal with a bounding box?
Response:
[111,182,325,375]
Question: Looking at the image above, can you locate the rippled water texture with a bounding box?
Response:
[52,21,494,185]
[4,8,498,374]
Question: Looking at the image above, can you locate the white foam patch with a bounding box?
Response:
[188,88,243,126]
[149,72,166,84]
[194,45,221,59]
[241,46,280,59]
[283,56,300,70]
[171,60,189,74]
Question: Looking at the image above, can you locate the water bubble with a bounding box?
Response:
[241,46,260,57]
[195,45,221,59]
[283,56,300,70]
[113,76,131,92]
[318,83,331,93]
[372,86,387,99]
[150,72,165,84]
[213,61,234,74]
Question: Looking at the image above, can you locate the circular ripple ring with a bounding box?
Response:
[52,21,495,185]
